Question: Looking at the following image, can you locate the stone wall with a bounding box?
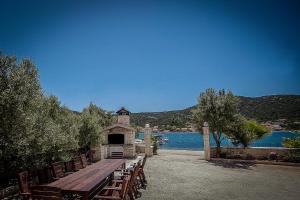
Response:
[211,147,299,159]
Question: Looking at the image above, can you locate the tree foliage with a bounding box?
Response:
[79,103,113,150]
[226,116,270,148]
[283,133,300,148]
[0,53,112,185]
[193,88,239,156]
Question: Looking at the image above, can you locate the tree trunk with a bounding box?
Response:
[212,131,222,158]
[216,141,221,158]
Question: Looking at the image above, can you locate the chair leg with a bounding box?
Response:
[128,188,135,200]
[141,169,147,184]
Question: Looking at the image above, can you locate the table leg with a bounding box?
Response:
[108,172,114,183]
[83,192,89,200]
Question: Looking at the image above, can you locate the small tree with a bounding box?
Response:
[79,103,113,151]
[227,115,269,148]
[193,88,239,157]
[283,132,300,148]
[282,132,300,162]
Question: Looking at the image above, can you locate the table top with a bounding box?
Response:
[48,159,125,193]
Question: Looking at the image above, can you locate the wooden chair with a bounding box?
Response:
[64,160,74,173]
[122,163,141,200]
[17,171,31,200]
[138,155,147,187]
[80,154,88,168]
[72,156,84,171]
[51,162,66,179]
[86,150,95,164]
[28,170,40,185]
[31,185,62,200]
[94,176,130,200]
[37,167,54,184]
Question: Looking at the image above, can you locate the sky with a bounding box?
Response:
[1,0,300,112]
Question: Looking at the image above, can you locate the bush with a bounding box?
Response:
[151,136,159,155]
[227,116,270,148]
[282,149,300,163]
[269,152,278,161]
[283,135,300,148]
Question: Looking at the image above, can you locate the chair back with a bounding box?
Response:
[28,169,40,185]
[128,163,140,190]
[17,171,30,194]
[141,155,147,169]
[72,156,84,171]
[86,150,95,164]
[80,154,88,168]
[51,162,65,178]
[37,167,53,184]
[31,185,61,200]
[133,162,141,179]
[64,160,74,172]
[119,176,130,200]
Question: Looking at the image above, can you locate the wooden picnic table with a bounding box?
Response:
[47,159,126,200]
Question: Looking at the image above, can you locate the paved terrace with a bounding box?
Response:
[140,150,300,200]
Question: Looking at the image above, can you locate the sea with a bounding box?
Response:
[136,131,298,151]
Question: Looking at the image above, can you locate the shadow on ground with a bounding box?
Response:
[208,159,256,169]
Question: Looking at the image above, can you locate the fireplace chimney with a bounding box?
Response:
[116,107,130,125]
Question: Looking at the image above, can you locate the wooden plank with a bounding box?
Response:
[47,159,125,195]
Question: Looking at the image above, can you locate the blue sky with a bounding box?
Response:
[1,0,299,112]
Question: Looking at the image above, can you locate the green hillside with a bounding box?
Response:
[131,95,300,128]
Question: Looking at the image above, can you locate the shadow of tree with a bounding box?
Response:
[208,159,256,169]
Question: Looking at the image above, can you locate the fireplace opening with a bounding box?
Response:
[108,134,124,144]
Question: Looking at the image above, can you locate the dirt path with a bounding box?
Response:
[139,150,300,200]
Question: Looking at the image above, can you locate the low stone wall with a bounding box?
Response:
[211,147,299,160]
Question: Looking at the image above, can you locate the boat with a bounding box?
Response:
[153,135,169,145]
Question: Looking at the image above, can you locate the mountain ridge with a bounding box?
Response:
[130,95,300,129]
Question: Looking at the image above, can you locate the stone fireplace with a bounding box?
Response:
[102,107,136,158]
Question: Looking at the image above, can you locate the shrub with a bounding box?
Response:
[227,116,270,148]
[269,152,278,161]
[282,135,300,148]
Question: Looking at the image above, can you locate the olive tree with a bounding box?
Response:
[193,88,239,157]
[226,115,269,148]
[0,53,44,183]
[0,53,80,184]
[30,96,80,165]
[79,103,113,151]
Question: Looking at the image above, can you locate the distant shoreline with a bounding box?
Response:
[154,130,298,134]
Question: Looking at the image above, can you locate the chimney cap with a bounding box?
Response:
[116,107,130,115]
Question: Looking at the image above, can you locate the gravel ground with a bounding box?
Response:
[139,149,300,200]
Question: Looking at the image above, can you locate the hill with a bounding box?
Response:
[131,95,300,129]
